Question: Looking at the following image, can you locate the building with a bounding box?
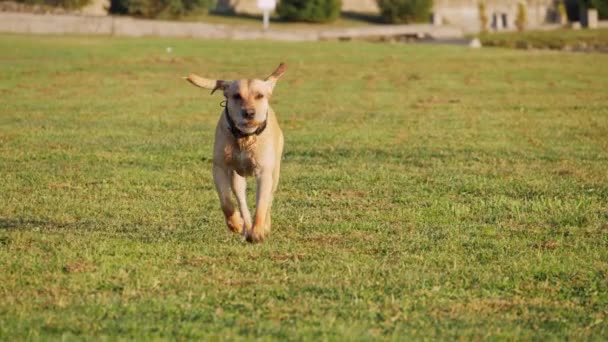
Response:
[433,0,558,33]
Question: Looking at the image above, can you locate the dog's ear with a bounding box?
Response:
[184,74,229,95]
[265,63,286,90]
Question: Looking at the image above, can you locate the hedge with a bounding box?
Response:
[276,0,342,23]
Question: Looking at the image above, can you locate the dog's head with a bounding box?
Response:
[185,63,286,134]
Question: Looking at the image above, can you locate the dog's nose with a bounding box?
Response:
[243,109,255,119]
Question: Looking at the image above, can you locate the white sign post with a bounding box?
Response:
[257,0,276,30]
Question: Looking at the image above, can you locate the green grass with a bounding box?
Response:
[480,28,608,51]
[1,34,607,339]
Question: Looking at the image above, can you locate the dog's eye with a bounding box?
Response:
[255,94,264,100]
[233,94,242,101]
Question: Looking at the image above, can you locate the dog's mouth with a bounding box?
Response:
[240,120,263,128]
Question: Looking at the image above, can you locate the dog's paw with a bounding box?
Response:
[245,229,265,244]
[226,214,244,234]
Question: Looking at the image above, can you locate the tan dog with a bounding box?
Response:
[185,64,286,243]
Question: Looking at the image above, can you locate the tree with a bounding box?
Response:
[585,0,608,19]
[276,0,342,23]
[376,0,433,24]
[109,0,215,18]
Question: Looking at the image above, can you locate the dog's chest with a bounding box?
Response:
[225,138,259,177]
[232,149,257,176]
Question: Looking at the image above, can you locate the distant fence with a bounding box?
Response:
[0,12,463,41]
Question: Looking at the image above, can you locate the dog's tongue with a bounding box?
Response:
[245,121,262,127]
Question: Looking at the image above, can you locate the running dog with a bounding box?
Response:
[185,63,286,243]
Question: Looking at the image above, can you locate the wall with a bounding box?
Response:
[342,0,378,13]
[0,12,463,39]
[80,0,110,16]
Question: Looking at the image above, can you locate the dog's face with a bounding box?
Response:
[185,63,286,134]
[222,79,273,134]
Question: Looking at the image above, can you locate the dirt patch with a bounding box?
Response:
[62,260,96,273]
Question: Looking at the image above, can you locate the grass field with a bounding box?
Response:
[1,34,607,339]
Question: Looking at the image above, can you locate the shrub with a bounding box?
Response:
[109,0,215,18]
[588,0,608,19]
[376,0,433,24]
[276,0,342,23]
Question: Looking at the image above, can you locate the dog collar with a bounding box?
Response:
[224,107,267,139]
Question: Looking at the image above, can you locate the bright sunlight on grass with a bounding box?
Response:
[0,34,607,339]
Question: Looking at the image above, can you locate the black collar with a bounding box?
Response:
[224,106,267,139]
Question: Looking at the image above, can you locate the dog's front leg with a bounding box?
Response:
[231,172,252,234]
[246,171,274,243]
[213,165,243,233]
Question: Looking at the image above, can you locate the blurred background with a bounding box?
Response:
[1,0,607,46]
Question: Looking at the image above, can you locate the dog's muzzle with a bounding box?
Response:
[242,109,255,120]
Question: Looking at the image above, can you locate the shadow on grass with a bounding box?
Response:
[0,217,90,230]
[0,217,211,244]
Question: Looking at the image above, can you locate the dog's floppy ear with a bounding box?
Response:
[184,74,228,95]
[265,63,286,90]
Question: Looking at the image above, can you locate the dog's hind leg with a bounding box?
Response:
[213,166,243,233]
[231,172,252,234]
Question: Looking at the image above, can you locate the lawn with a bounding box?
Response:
[0,34,607,339]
